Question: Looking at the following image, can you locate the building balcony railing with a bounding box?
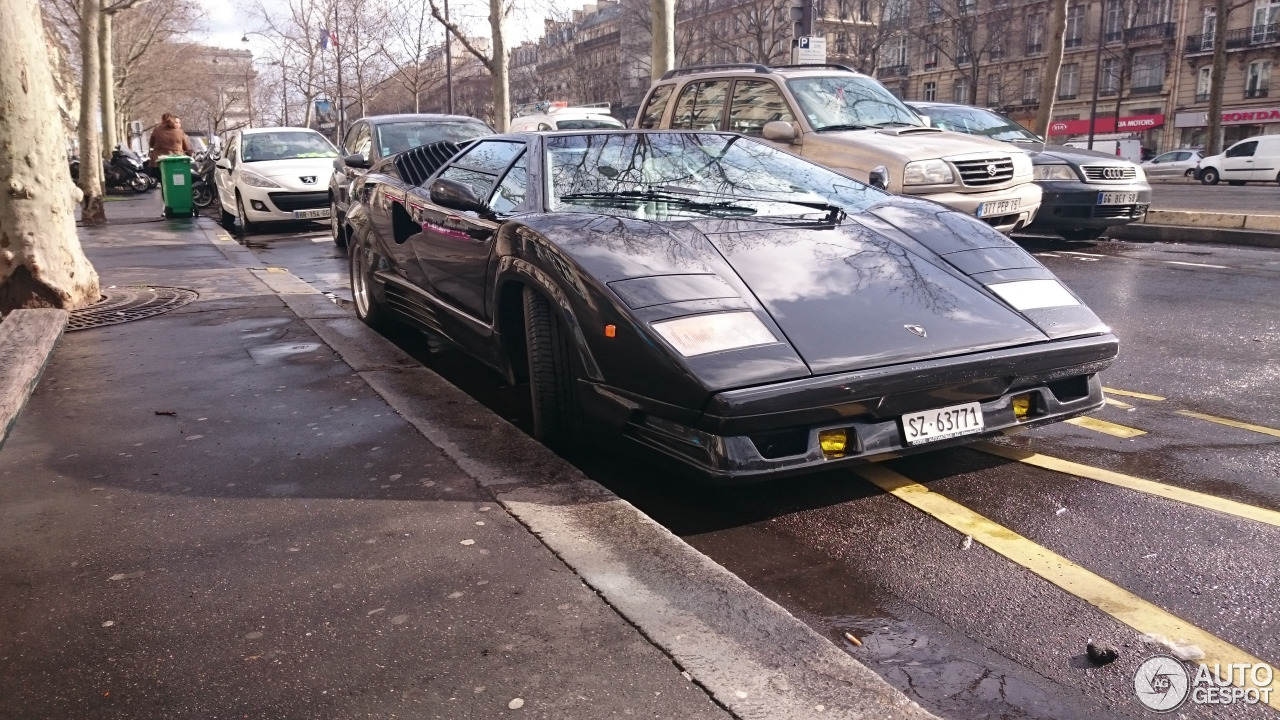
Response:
[1058,92,1077,100]
[1130,84,1164,95]
[1022,96,1039,104]
[1065,36,1083,48]
[1125,22,1176,43]
[1246,87,1270,98]
[1186,23,1280,53]
[876,64,911,78]
[1195,92,1210,102]
[1105,30,1124,43]
[1025,42,1043,54]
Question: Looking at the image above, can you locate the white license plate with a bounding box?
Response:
[902,402,985,445]
[294,208,330,220]
[1097,192,1138,205]
[976,198,1020,217]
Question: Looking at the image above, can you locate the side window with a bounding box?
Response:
[727,80,796,136]
[670,80,730,131]
[638,84,675,129]
[452,140,524,174]
[488,153,528,214]
[352,124,373,161]
[1174,152,1191,161]
[1226,141,1257,158]
[341,123,361,155]
[438,167,497,200]
[538,123,553,131]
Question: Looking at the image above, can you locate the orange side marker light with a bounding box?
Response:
[604,325,617,338]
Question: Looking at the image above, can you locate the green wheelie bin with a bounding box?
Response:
[158,154,194,218]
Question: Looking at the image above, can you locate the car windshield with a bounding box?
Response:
[241,131,337,162]
[556,116,624,130]
[376,121,492,155]
[918,106,1042,142]
[785,76,922,131]
[545,132,883,220]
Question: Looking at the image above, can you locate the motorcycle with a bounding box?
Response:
[114,146,154,189]
[190,148,219,209]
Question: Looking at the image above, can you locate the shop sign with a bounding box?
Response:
[1047,114,1165,135]
[1174,107,1280,128]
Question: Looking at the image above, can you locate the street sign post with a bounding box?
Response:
[791,36,827,65]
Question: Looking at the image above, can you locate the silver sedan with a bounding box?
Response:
[1142,148,1203,178]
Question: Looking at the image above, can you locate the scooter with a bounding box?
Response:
[190,148,219,209]
[100,146,151,193]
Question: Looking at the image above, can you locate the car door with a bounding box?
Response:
[335,122,371,214]
[411,139,526,325]
[1147,151,1181,176]
[1221,140,1259,180]
[668,79,731,131]
[214,131,240,212]
[726,79,799,152]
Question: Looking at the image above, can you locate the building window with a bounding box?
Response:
[1023,68,1040,103]
[960,0,976,14]
[988,73,1002,104]
[1196,65,1211,102]
[1101,57,1120,95]
[887,33,908,66]
[1201,8,1217,50]
[954,77,971,103]
[990,34,1005,59]
[1253,0,1279,42]
[1131,51,1166,93]
[1246,60,1272,98]
[836,31,849,54]
[925,36,939,68]
[859,0,871,21]
[1065,4,1085,48]
[924,81,937,101]
[957,32,971,64]
[1104,1,1124,42]
[928,0,943,21]
[1026,12,1045,54]
[1058,63,1080,99]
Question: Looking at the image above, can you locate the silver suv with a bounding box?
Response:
[635,64,1041,233]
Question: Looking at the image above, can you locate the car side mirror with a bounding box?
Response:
[429,177,491,216]
[343,153,369,169]
[868,165,889,191]
[762,121,798,144]
[216,159,232,170]
[919,115,932,127]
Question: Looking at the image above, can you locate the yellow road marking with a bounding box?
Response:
[1065,416,1147,438]
[854,463,1279,708]
[972,441,1280,529]
[1103,387,1166,401]
[1103,397,1134,409]
[1176,410,1280,440]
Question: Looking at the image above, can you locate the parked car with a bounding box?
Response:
[1143,148,1203,178]
[509,102,625,131]
[330,114,493,247]
[214,127,339,233]
[1196,135,1280,186]
[634,64,1041,234]
[908,102,1151,241]
[344,129,1116,481]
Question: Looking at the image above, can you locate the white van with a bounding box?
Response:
[509,102,625,132]
[1196,135,1280,185]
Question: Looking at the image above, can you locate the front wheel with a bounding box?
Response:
[130,172,150,193]
[523,287,583,450]
[235,193,255,234]
[330,203,347,248]
[1200,168,1220,185]
[192,184,214,208]
[349,233,387,329]
[1184,168,1196,178]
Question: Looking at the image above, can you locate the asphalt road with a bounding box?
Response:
[238,219,1280,719]
[1146,181,1280,214]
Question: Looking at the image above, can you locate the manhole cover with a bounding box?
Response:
[67,286,198,331]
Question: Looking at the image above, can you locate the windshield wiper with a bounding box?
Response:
[870,121,918,128]
[814,123,870,132]
[557,190,758,216]
[654,186,847,225]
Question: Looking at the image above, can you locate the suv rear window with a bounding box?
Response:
[637,84,675,129]
[671,80,730,131]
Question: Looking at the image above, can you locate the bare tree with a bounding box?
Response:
[252,0,331,129]
[910,0,1017,106]
[652,0,674,78]
[1035,0,1067,135]
[78,0,106,224]
[429,0,515,130]
[1,0,101,310]
[382,0,442,113]
[1205,0,1251,155]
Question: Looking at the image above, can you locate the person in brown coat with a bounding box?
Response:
[147,113,193,170]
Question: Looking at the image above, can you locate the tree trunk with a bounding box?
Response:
[78,0,106,225]
[1205,0,1229,156]
[1035,0,1068,136]
[651,0,675,80]
[489,0,510,131]
[100,11,116,157]
[0,0,102,311]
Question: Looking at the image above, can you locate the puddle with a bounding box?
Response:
[247,342,324,364]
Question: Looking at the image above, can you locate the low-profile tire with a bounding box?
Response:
[1200,168,1220,185]
[330,203,347,248]
[349,233,388,330]
[1228,180,1245,186]
[523,286,583,450]
[235,192,254,234]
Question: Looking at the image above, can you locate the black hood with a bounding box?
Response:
[1027,143,1131,165]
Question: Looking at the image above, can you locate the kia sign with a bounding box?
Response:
[1047,114,1165,136]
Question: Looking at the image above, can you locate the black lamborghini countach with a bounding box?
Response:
[342,130,1117,481]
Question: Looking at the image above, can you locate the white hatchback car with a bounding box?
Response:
[214,127,339,232]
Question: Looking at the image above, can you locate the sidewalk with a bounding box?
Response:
[0,193,930,719]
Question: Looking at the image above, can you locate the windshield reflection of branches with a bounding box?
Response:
[786,77,919,128]
[547,133,880,216]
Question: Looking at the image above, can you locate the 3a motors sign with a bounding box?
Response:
[1048,114,1165,135]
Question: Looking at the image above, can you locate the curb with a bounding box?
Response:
[203,221,938,719]
[1108,222,1280,249]
[0,309,69,450]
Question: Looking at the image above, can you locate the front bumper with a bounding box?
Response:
[239,185,330,223]
[1026,181,1150,232]
[905,181,1043,234]
[590,333,1117,483]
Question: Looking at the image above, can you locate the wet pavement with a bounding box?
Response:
[215,217,1279,719]
[1146,182,1280,215]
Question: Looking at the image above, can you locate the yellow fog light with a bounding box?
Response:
[1012,394,1032,420]
[819,429,848,458]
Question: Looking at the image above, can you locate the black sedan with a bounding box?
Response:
[329,113,492,247]
[908,102,1151,241]
[346,130,1118,482]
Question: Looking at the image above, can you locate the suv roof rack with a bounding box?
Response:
[660,63,772,80]
[770,63,859,73]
